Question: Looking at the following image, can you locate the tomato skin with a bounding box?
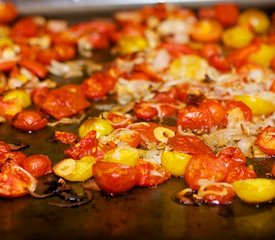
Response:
[64,130,98,160]
[134,102,158,121]
[135,159,171,187]
[81,72,116,100]
[225,100,253,121]
[6,151,27,166]
[11,18,38,43]
[93,162,137,194]
[22,155,52,178]
[198,7,216,20]
[168,135,212,155]
[185,154,228,190]
[201,184,235,205]
[217,147,246,169]
[54,131,78,144]
[177,99,226,131]
[0,3,17,24]
[103,112,132,129]
[226,165,257,184]
[153,88,178,103]
[12,110,48,131]
[255,126,275,156]
[208,55,231,72]
[31,87,50,108]
[0,161,36,198]
[19,59,48,79]
[214,3,239,27]
[0,61,17,72]
[159,42,197,58]
[41,87,90,119]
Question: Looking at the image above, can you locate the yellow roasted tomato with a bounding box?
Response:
[248,44,275,68]
[103,146,139,167]
[53,156,96,182]
[161,151,191,176]
[118,35,147,55]
[169,55,209,82]
[233,178,275,203]
[234,95,275,115]
[79,117,114,138]
[222,26,254,49]
[3,89,31,108]
[238,9,270,34]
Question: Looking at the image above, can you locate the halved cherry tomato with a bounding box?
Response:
[19,59,48,79]
[198,7,216,20]
[168,135,212,155]
[0,61,17,72]
[31,87,50,108]
[0,3,17,24]
[93,162,137,194]
[153,88,178,103]
[0,161,36,198]
[5,151,27,166]
[103,112,132,129]
[214,3,239,27]
[41,87,90,119]
[185,153,228,190]
[255,126,275,156]
[190,19,223,42]
[0,141,11,155]
[177,99,226,131]
[83,32,110,49]
[225,100,253,121]
[115,129,141,148]
[81,72,116,100]
[158,42,197,58]
[225,165,257,183]
[134,102,158,121]
[208,55,231,72]
[22,155,52,178]
[200,43,222,59]
[217,147,246,169]
[64,130,97,160]
[135,159,171,187]
[54,43,76,62]
[12,110,48,131]
[54,131,78,144]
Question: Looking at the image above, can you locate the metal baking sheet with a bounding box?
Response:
[12,0,275,15]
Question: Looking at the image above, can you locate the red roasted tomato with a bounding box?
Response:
[255,126,275,156]
[12,110,48,131]
[92,162,137,194]
[22,155,52,178]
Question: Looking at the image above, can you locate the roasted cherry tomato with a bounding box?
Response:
[238,9,270,34]
[19,59,48,79]
[168,135,212,155]
[135,159,171,187]
[185,153,228,190]
[79,117,113,138]
[93,162,137,194]
[255,126,275,156]
[22,155,52,178]
[0,141,11,155]
[41,87,90,119]
[225,165,257,183]
[190,19,223,42]
[54,131,78,144]
[64,130,97,160]
[161,151,191,176]
[233,178,275,203]
[217,147,246,169]
[134,102,158,121]
[53,156,96,182]
[214,3,239,27]
[0,161,36,198]
[102,112,132,129]
[0,3,17,24]
[81,72,116,100]
[31,87,50,108]
[12,110,48,131]
[111,129,141,148]
[54,43,76,61]
[159,42,197,58]
[208,55,231,72]
[225,100,253,121]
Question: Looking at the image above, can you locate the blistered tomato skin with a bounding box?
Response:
[93,162,137,194]
[12,110,48,131]
[255,126,275,156]
[22,155,52,178]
